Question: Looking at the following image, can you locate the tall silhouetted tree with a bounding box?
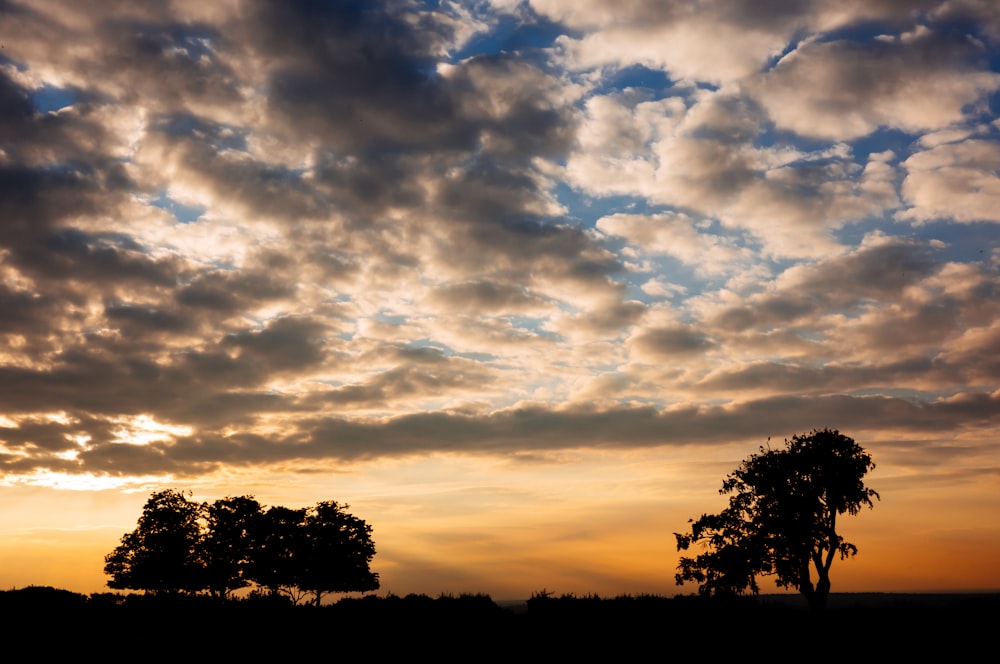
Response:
[674,429,879,611]
[299,501,380,606]
[104,489,205,595]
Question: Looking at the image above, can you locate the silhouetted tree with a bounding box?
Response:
[104,489,205,595]
[674,429,879,611]
[245,505,307,601]
[106,491,379,603]
[299,501,380,606]
[200,495,263,599]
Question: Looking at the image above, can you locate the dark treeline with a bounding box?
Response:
[3,586,997,657]
[103,489,378,606]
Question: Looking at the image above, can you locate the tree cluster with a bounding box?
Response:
[104,490,379,605]
[675,429,878,611]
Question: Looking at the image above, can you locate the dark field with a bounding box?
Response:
[6,587,997,659]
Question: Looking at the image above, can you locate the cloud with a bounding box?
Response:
[427,280,550,314]
[8,389,999,477]
[0,0,997,490]
[899,135,1000,223]
[629,325,715,359]
[750,30,1000,141]
[566,89,903,257]
[222,316,330,373]
[706,236,942,333]
[530,0,966,85]
[596,211,750,276]
[534,0,801,83]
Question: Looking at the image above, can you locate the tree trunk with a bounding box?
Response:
[797,566,830,612]
[799,583,815,610]
[809,574,830,612]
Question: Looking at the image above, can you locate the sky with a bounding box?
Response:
[1,0,999,599]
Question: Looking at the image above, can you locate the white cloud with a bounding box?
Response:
[596,212,749,276]
[900,138,1000,223]
[751,35,1000,141]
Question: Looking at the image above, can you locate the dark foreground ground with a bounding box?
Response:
[5,587,997,659]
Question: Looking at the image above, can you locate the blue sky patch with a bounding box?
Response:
[148,190,206,224]
[32,84,75,113]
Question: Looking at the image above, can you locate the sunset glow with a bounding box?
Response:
[1,1,999,599]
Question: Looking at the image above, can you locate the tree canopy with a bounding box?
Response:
[200,495,263,598]
[299,501,380,606]
[104,490,379,603]
[247,505,308,601]
[103,489,204,595]
[674,429,879,611]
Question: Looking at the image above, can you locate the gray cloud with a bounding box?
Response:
[7,390,995,477]
[428,280,549,314]
[710,239,941,331]
[630,326,714,358]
